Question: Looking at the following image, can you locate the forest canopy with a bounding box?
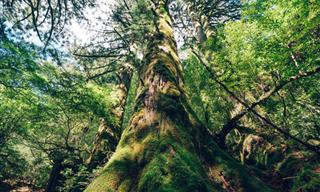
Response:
[0,0,319,191]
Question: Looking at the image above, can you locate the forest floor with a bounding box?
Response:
[1,180,44,192]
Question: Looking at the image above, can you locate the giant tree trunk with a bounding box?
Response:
[85,1,273,191]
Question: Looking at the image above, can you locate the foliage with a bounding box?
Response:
[0,36,119,190]
[184,0,320,146]
[1,0,320,191]
[292,166,320,192]
[183,0,320,190]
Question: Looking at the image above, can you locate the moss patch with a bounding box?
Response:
[137,144,212,192]
[292,166,320,192]
[203,140,275,192]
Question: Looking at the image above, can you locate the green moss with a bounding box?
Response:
[139,135,160,163]
[85,145,138,192]
[118,178,132,192]
[137,143,212,192]
[291,167,320,192]
[157,94,180,115]
[265,148,283,167]
[239,134,285,169]
[153,59,177,83]
[84,169,118,192]
[276,154,303,176]
[134,88,148,111]
[203,141,274,192]
[138,154,169,192]
[135,125,154,141]
[158,137,172,152]
[116,125,135,147]
[168,145,211,192]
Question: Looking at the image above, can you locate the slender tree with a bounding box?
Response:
[86,67,133,168]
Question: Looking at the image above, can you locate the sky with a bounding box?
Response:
[67,0,114,45]
[1,0,115,49]
[2,0,188,61]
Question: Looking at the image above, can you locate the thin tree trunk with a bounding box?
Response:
[186,4,267,147]
[46,159,63,192]
[86,68,133,168]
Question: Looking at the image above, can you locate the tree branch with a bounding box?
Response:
[191,48,320,154]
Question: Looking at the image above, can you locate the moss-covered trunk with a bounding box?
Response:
[85,1,273,191]
[86,68,133,168]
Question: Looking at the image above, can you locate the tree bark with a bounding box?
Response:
[85,1,273,191]
[46,158,64,192]
[86,68,133,168]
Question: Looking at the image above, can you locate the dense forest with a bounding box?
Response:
[0,0,319,191]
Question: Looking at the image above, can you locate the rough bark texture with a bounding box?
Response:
[85,1,273,191]
[86,68,132,168]
[85,118,118,168]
